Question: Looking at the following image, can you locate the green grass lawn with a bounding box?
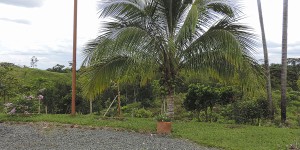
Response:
[0,113,299,150]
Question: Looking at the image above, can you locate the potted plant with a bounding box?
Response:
[155,114,172,134]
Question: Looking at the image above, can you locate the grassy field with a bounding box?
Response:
[0,114,299,150]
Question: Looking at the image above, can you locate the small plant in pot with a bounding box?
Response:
[155,114,172,134]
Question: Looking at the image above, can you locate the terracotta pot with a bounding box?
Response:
[157,121,172,134]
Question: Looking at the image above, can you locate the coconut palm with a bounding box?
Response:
[281,0,288,123]
[82,0,260,118]
[257,0,273,118]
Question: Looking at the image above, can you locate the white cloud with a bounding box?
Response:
[241,0,300,64]
[0,0,299,69]
[0,0,44,8]
[0,0,99,69]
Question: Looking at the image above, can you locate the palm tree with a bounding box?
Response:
[82,0,260,118]
[256,0,273,118]
[281,0,288,123]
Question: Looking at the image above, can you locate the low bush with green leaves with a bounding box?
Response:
[4,95,40,114]
[155,114,171,122]
[222,98,269,125]
[133,108,153,118]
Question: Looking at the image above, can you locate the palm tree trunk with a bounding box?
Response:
[89,99,93,114]
[281,0,288,123]
[257,0,273,119]
[117,82,121,117]
[166,87,175,118]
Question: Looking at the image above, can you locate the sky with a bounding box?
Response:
[0,0,299,70]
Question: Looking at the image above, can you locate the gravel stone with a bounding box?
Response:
[0,122,219,150]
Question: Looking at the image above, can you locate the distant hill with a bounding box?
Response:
[0,62,72,96]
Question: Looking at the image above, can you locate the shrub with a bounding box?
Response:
[155,114,171,122]
[133,108,153,118]
[222,98,269,125]
[4,95,39,115]
[121,102,142,117]
[183,84,220,122]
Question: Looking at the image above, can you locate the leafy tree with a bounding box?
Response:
[184,84,220,121]
[42,82,71,114]
[287,58,300,75]
[226,98,269,125]
[47,64,71,73]
[82,0,260,118]
[30,56,38,68]
[219,86,237,105]
[270,63,298,91]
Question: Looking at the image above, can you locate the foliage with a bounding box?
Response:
[42,81,87,114]
[155,114,171,122]
[0,65,21,103]
[270,63,299,90]
[121,102,141,113]
[82,0,261,118]
[42,82,72,114]
[222,98,269,125]
[133,108,153,118]
[4,95,39,114]
[183,84,220,121]
[219,86,238,105]
[46,64,71,73]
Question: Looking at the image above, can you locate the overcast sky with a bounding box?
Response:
[0,0,299,69]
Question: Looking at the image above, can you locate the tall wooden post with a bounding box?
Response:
[71,0,77,115]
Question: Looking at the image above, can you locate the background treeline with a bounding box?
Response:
[1,61,300,127]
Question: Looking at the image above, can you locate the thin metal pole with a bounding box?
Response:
[71,0,77,115]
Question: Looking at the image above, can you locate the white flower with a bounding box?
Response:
[4,103,13,107]
[38,95,44,100]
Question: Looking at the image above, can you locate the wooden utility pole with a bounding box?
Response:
[71,0,77,115]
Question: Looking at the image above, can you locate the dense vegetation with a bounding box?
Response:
[0,0,297,149]
[1,61,300,127]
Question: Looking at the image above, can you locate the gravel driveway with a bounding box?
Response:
[0,122,218,150]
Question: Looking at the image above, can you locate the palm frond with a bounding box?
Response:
[176,1,199,45]
[98,0,147,18]
[180,17,258,79]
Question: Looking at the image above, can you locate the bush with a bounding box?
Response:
[155,114,171,122]
[133,108,153,118]
[4,95,39,114]
[121,102,141,113]
[222,98,269,125]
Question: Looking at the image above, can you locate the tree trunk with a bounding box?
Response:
[197,111,201,122]
[89,99,93,114]
[117,82,121,117]
[38,99,41,114]
[205,108,208,122]
[210,106,213,122]
[166,88,175,118]
[257,0,274,119]
[281,0,288,123]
